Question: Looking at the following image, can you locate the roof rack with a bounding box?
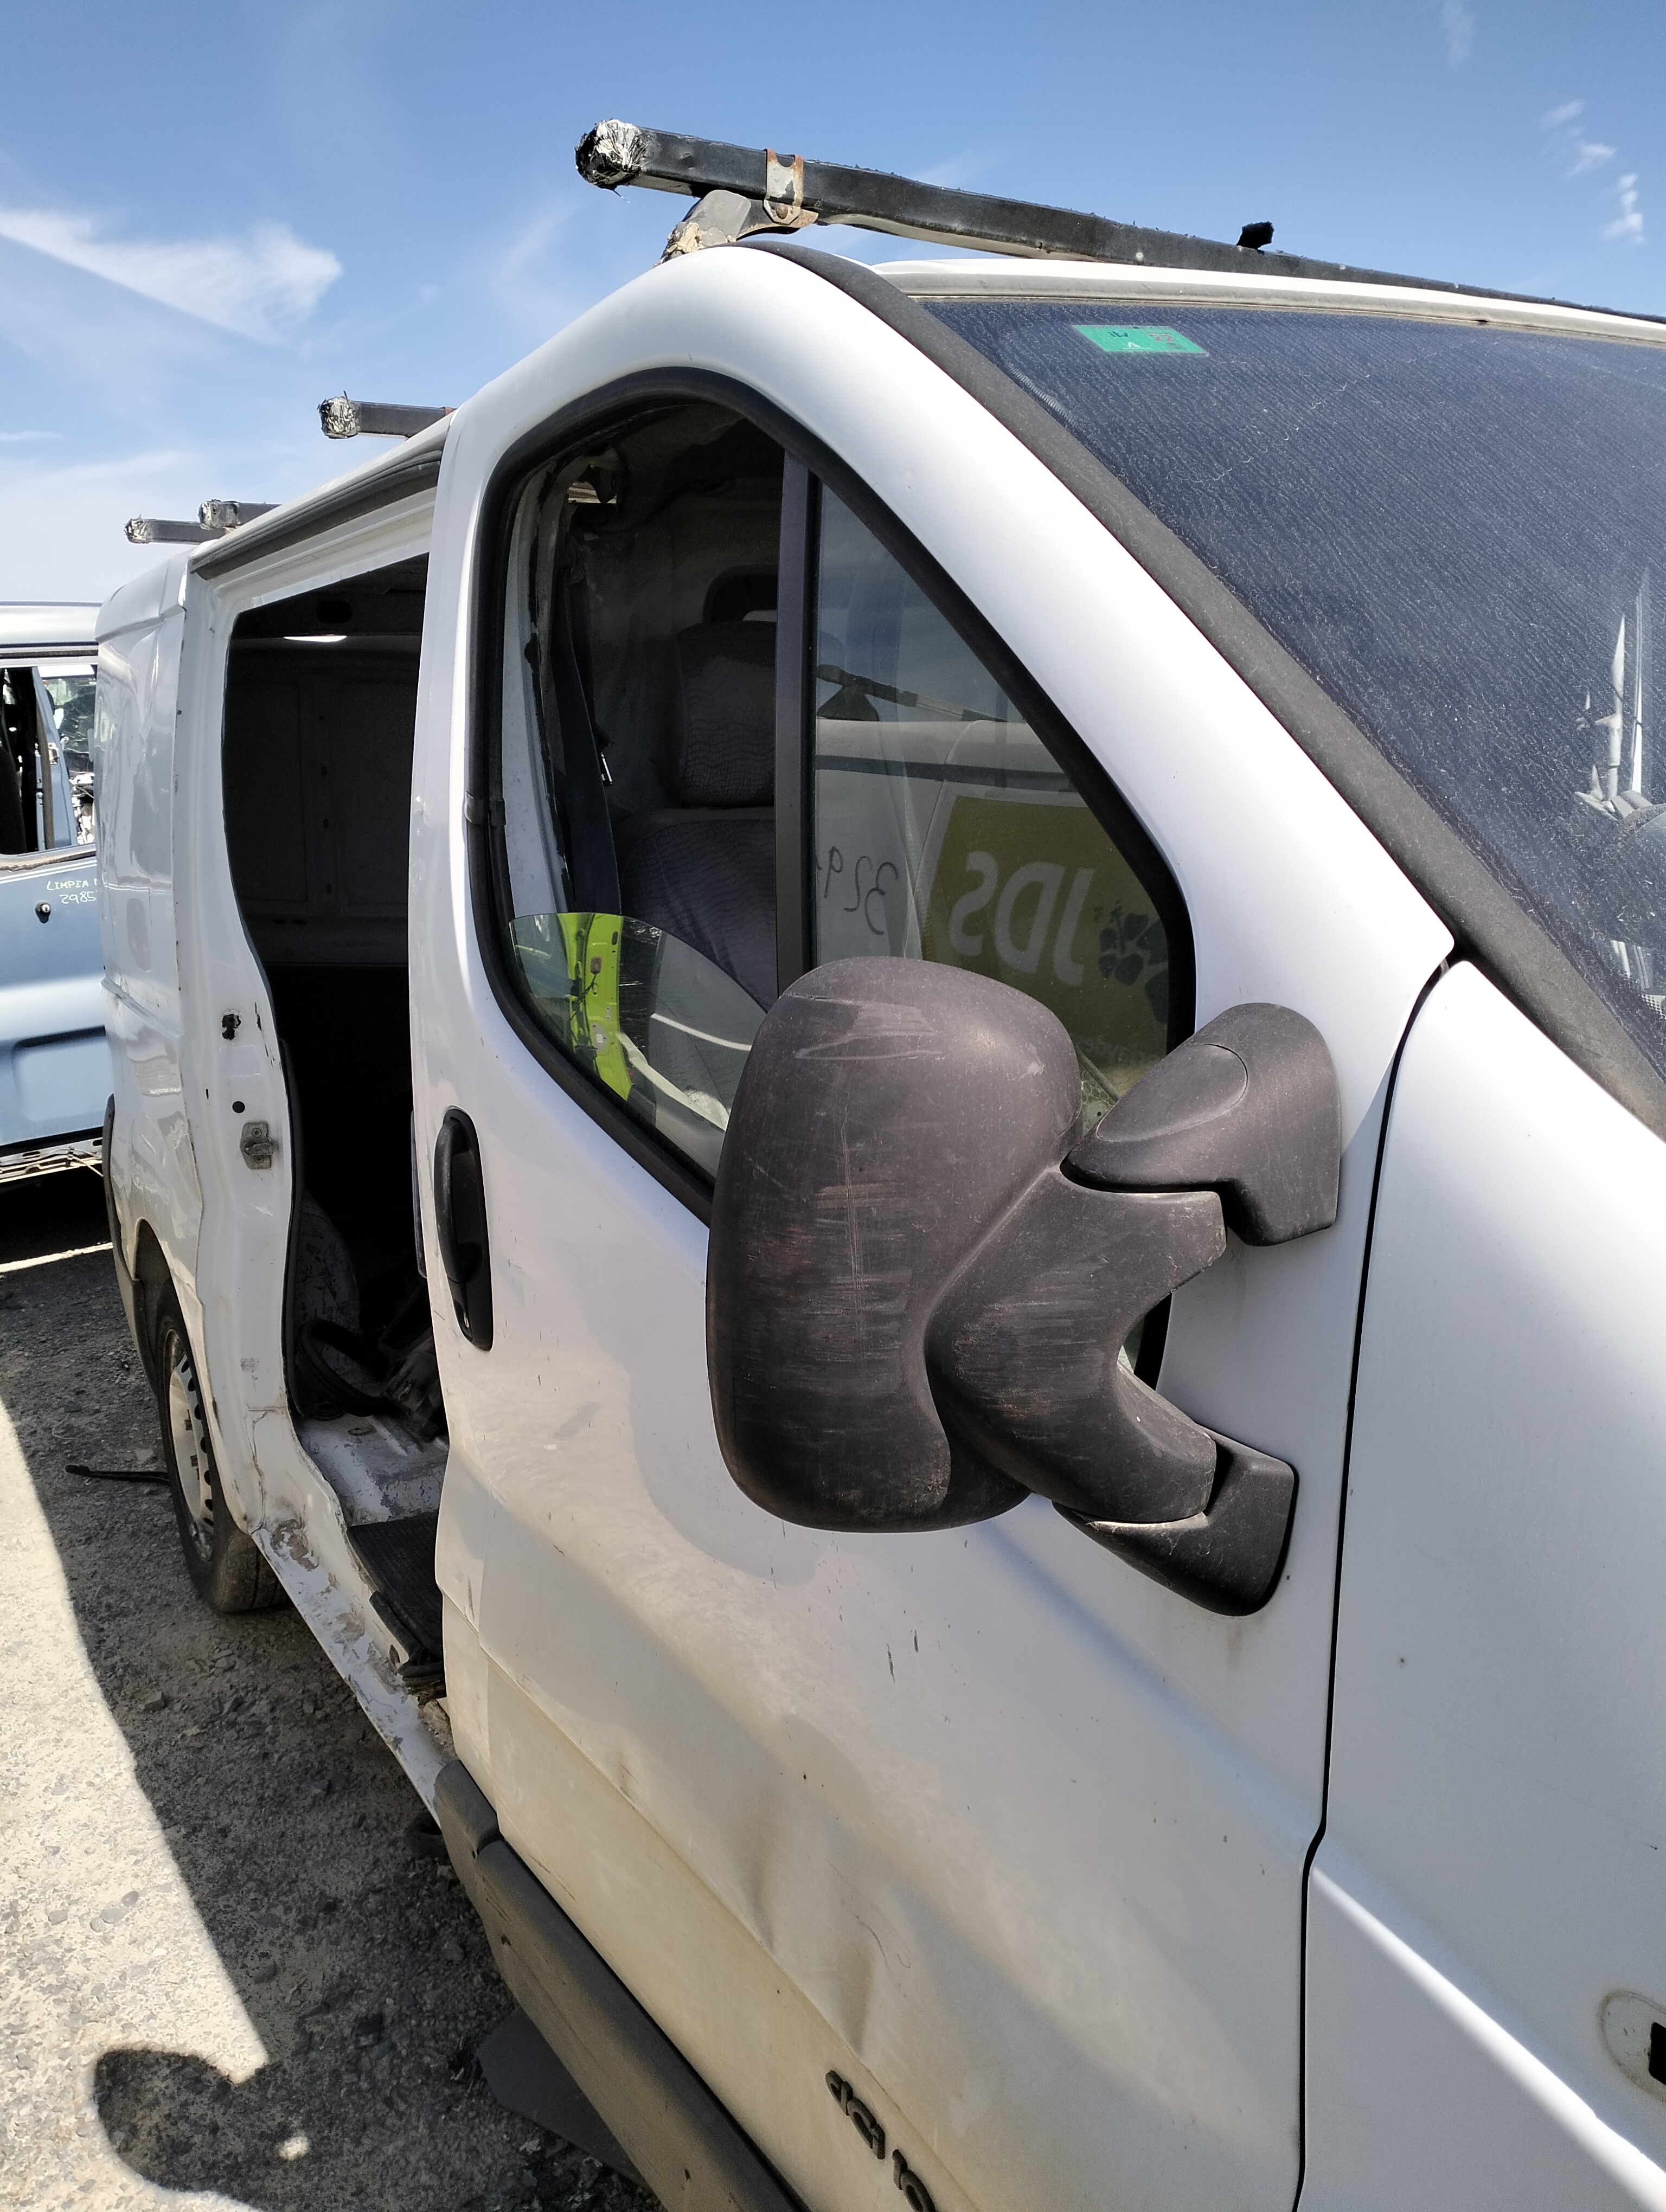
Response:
[319,396,449,440]
[124,499,274,547]
[125,517,217,546]
[575,120,1553,306]
[200,499,275,530]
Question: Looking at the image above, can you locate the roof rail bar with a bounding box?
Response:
[199,499,276,530]
[575,119,1528,302]
[125,517,222,545]
[125,500,275,546]
[319,396,449,440]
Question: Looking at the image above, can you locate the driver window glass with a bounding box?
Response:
[497,404,783,1178]
[811,491,1170,1117]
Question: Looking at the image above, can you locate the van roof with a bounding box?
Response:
[187,410,451,579]
[0,603,100,655]
[98,413,450,640]
[97,236,1666,645]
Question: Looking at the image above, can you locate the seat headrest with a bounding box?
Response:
[671,621,776,807]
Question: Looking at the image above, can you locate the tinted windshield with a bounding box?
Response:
[928,299,1666,1085]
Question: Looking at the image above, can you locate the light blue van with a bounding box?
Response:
[1,603,109,1180]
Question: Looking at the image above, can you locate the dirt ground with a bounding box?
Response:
[0,1167,656,2212]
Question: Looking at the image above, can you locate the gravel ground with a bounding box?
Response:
[0,1168,656,2212]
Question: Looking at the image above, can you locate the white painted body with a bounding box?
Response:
[97,464,458,1794]
[415,248,1444,2212]
[98,561,194,1266]
[94,240,1666,2210]
[1307,963,1666,2210]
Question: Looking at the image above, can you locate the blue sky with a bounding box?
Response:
[1,0,1661,603]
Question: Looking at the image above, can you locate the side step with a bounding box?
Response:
[347,1513,444,1682]
[436,1761,803,2212]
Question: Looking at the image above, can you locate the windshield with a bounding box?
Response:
[927,299,1666,1087]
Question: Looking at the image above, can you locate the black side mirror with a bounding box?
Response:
[707,961,1340,1613]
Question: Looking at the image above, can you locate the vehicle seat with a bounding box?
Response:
[617,620,776,1008]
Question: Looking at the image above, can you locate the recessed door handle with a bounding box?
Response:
[433,1109,493,1350]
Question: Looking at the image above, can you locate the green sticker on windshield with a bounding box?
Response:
[1074,324,1206,356]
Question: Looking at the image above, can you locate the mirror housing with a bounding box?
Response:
[706,961,1338,1605]
[707,960,1075,1532]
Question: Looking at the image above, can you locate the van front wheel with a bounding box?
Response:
[155,1295,283,1614]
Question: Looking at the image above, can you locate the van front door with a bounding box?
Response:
[416,339,1449,2212]
[0,661,106,1159]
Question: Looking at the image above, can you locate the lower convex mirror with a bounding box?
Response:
[706,960,1337,1579]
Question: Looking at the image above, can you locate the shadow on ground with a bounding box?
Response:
[2,1169,655,2212]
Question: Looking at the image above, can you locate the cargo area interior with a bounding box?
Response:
[222,555,446,1676]
[216,414,786,1686]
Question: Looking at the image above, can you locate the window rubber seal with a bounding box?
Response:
[469,366,1196,1226]
[737,234,1666,1145]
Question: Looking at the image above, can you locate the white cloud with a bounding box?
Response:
[922,150,996,190]
[0,431,343,600]
[1541,101,1642,241]
[484,199,597,339]
[1606,173,1646,245]
[1569,138,1617,176]
[0,206,341,341]
[0,448,197,601]
[1441,0,1475,64]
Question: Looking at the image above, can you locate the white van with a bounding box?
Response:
[97,131,1666,2212]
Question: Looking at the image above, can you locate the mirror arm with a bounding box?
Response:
[926,1173,1226,1523]
[1064,1433,1298,1616]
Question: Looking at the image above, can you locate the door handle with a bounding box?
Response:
[433,1109,494,1350]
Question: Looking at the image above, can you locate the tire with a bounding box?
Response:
[154,1292,283,1613]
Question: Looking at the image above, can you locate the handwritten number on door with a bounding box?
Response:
[818,848,895,936]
